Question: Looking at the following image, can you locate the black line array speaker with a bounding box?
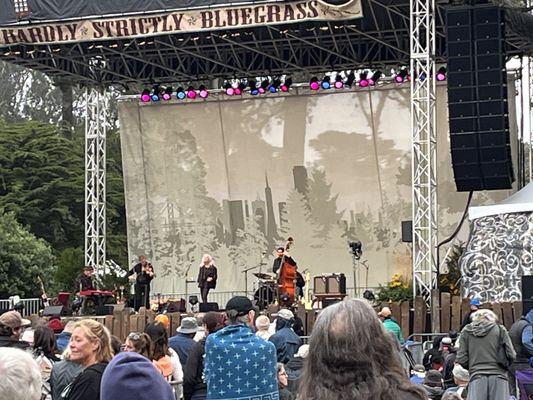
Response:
[522,276,533,300]
[523,276,533,315]
[446,5,514,192]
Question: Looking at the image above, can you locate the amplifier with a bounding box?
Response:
[314,273,346,295]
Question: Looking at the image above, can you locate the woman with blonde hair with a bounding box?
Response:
[65,319,113,400]
[197,254,217,303]
[298,299,427,400]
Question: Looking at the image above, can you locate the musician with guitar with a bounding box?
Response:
[127,255,154,311]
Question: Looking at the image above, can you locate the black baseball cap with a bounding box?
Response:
[225,296,255,316]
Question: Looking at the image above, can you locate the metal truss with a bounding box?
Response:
[85,88,107,272]
[0,0,449,85]
[410,0,437,304]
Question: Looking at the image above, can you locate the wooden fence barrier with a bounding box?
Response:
[34,292,525,340]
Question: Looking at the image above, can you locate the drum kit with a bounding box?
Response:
[252,272,277,310]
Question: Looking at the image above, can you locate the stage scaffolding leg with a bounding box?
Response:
[85,88,107,273]
[410,0,437,305]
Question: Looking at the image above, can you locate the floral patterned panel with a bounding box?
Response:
[460,212,533,302]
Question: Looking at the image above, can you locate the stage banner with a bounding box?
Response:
[118,87,514,296]
[0,0,362,46]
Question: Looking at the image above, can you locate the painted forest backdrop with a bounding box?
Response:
[118,86,514,295]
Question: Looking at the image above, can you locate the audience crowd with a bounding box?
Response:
[0,295,530,400]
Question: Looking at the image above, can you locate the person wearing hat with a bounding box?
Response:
[410,364,427,385]
[285,344,309,397]
[440,337,458,388]
[169,317,200,368]
[0,310,31,349]
[443,365,469,399]
[460,298,481,331]
[269,308,302,363]
[204,296,278,400]
[378,306,404,344]
[101,352,174,400]
[422,369,445,400]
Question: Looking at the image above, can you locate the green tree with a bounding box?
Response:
[0,121,85,249]
[55,247,84,293]
[0,211,56,298]
[0,120,128,269]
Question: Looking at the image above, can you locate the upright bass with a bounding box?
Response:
[278,237,297,306]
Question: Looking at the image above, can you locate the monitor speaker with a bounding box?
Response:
[199,302,219,312]
[43,305,71,317]
[446,5,513,192]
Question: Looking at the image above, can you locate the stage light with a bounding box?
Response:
[334,74,344,89]
[150,86,161,101]
[270,78,281,93]
[359,72,369,87]
[368,71,382,86]
[140,89,150,103]
[321,76,331,89]
[436,66,447,81]
[176,87,186,100]
[162,87,173,101]
[186,86,196,99]
[225,82,235,96]
[198,85,209,98]
[394,68,409,83]
[259,79,269,94]
[345,72,356,87]
[235,82,246,96]
[280,77,292,92]
[250,80,259,95]
[309,77,319,90]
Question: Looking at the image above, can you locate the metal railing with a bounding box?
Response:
[0,298,41,317]
[151,286,379,307]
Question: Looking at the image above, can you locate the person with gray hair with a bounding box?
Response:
[298,299,427,400]
[0,347,43,400]
[204,296,278,400]
[457,308,516,400]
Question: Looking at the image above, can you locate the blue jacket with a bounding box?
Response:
[169,333,196,368]
[269,318,302,364]
[521,309,533,356]
[205,323,278,400]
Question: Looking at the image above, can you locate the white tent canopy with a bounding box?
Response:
[469,182,533,220]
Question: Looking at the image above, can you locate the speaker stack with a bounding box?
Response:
[446,4,514,192]
[522,276,533,315]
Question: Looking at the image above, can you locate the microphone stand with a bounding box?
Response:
[241,262,266,297]
[184,277,196,313]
